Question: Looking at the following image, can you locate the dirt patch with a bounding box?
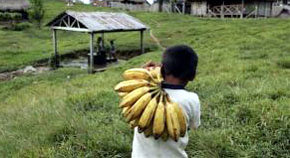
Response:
[0,66,50,82]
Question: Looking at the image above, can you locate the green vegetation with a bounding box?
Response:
[30,0,45,28]
[0,0,289,157]
[0,12,22,21]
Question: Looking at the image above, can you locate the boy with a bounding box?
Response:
[132,45,201,158]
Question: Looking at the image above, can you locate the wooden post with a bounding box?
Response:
[182,0,186,14]
[52,29,59,68]
[140,30,144,54]
[221,1,225,19]
[101,33,105,48]
[255,3,258,18]
[241,0,244,19]
[89,32,94,73]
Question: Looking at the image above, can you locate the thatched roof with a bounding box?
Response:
[0,0,30,12]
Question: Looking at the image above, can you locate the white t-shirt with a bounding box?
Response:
[132,88,201,158]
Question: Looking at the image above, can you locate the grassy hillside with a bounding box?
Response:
[0,0,290,157]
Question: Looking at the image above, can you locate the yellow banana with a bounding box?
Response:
[143,123,153,138]
[123,68,151,80]
[122,106,130,116]
[153,93,166,139]
[118,92,128,98]
[138,93,159,131]
[174,103,187,137]
[129,118,139,129]
[166,97,180,142]
[161,128,169,141]
[119,86,150,108]
[150,67,163,83]
[114,79,149,92]
[125,92,152,122]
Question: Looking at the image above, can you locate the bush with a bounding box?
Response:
[3,22,32,31]
[0,12,22,21]
[30,0,45,28]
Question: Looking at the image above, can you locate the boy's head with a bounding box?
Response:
[161,45,198,84]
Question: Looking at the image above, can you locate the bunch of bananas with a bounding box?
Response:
[114,67,187,142]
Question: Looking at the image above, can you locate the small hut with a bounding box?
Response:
[184,0,278,18]
[0,0,30,20]
[46,11,149,73]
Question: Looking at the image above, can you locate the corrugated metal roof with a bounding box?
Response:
[47,11,149,33]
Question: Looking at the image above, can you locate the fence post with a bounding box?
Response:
[221,2,225,18]
[241,0,244,18]
[52,29,59,68]
[89,32,94,74]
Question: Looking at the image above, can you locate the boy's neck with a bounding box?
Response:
[164,75,187,86]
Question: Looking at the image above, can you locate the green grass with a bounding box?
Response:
[0,0,290,157]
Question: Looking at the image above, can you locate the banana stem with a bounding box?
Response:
[159,91,164,103]
[151,88,161,96]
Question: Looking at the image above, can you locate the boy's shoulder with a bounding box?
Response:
[164,89,199,105]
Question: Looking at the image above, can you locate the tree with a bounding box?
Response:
[30,0,45,28]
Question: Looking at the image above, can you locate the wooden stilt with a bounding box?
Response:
[241,0,244,18]
[221,1,225,19]
[89,32,94,73]
[140,30,144,54]
[255,3,258,18]
[101,33,105,48]
[182,0,186,14]
[52,29,59,68]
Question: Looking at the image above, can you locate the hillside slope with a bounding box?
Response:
[0,0,290,157]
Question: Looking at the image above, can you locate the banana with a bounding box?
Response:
[143,123,153,138]
[153,93,166,139]
[161,128,169,141]
[129,118,139,129]
[122,106,130,116]
[118,92,128,98]
[174,102,187,137]
[165,96,180,142]
[150,67,162,83]
[149,67,159,78]
[123,68,151,80]
[114,79,149,92]
[138,93,159,131]
[119,86,150,108]
[125,92,152,122]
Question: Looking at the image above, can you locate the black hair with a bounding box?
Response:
[161,45,198,81]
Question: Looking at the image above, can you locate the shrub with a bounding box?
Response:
[3,22,32,31]
[30,0,45,28]
[0,12,22,21]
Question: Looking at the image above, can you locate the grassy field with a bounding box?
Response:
[0,0,290,157]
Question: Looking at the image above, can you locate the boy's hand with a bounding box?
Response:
[142,60,161,70]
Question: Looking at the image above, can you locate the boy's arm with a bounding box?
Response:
[189,97,201,130]
[142,60,161,69]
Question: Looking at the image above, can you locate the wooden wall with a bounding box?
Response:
[191,1,207,16]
